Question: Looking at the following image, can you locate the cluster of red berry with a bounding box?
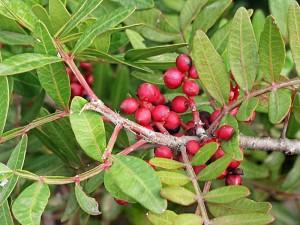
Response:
[120,54,243,187]
[67,62,94,97]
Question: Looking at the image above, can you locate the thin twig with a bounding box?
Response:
[118,139,148,155]
[102,124,123,160]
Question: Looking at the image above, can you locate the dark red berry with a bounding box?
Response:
[163,68,185,89]
[171,96,189,113]
[151,105,170,122]
[71,83,83,96]
[85,73,94,86]
[186,140,201,155]
[140,101,154,111]
[229,160,240,169]
[212,148,225,161]
[209,109,222,123]
[164,111,181,130]
[80,62,92,72]
[193,164,206,175]
[135,108,152,125]
[143,124,154,131]
[182,80,200,96]
[137,83,160,103]
[225,175,242,185]
[154,146,173,159]
[120,98,139,114]
[153,94,166,105]
[114,198,129,206]
[216,125,235,141]
[188,65,199,79]
[176,54,192,72]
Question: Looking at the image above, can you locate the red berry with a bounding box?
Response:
[230,107,239,117]
[114,198,129,206]
[229,160,241,169]
[151,105,170,122]
[209,109,222,123]
[80,62,92,71]
[216,125,235,141]
[212,148,225,161]
[186,140,201,155]
[66,68,77,83]
[143,124,154,131]
[154,146,173,159]
[218,170,228,179]
[182,80,200,96]
[137,83,160,103]
[163,68,185,89]
[135,108,151,125]
[193,164,206,175]
[171,96,189,113]
[153,94,166,105]
[188,65,199,79]
[225,175,242,185]
[176,54,192,72]
[140,101,154,111]
[120,98,139,114]
[85,73,94,86]
[71,83,83,96]
[164,111,181,130]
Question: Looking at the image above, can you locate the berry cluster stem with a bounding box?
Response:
[188,97,206,137]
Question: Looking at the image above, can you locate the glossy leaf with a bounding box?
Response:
[0,77,9,134]
[12,182,50,225]
[288,1,300,75]
[108,155,167,213]
[198,155,232,181]
[229,7,258,91]
[75,184,101,215]
[147,210,177,225]
[192,142,219,166]
[192,30,230,105]
[57,0,104,37]
[0,200,14,225]
[131,71,164,85]
[204,186,250,203]
[268,89,292,124]
[149,158,185,170]
[32,4,53,34]
[125,43,187,61]
[49,0,71,34]
[180,0,207,29]
[207,198,271,217]
[156,171,190,186]
[0,135,27,205]
[259,16,285,82]
[126,29,146,49]
[111,0,154,10]
[161,186,195,206]
[74,7,135,54]
[0,53,62,76]
[34,21,70,109]
[0,31,35,46]
[174,214,203,225]
[70,97,106,161]
[236,98,259,121]
[211,213,274,225]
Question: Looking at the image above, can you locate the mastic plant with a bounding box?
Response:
[0,0,299,225]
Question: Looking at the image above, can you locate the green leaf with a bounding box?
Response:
[126,29,146,49]
[75,184,101,215]
[110,66,129,109]
[259,16,286,82]
[149,158,185,170]
[49,0,71,34]
[211,22,231,54]
[252,10,266,42]
[108,155,167,213]
[74,7,135,54]
[147,210,177,225]
[0,53,62,76]
[211,213,274,225]
[0,30,35,46]
[207,198,271,217]
[160,186,195,206]
[293,93,300,123]
[12,182,50,225]
[174,214,203,225]
[268,89,292,124]
[104,170,136,203]
[125,43,187,61]
[34,21,70,109]
[192,142,219,166]
[204,186,250,204]
[32,4,54,34]
[229,7,258,91]
[131,71,164,85]
[0,163,12,181]
[236,98,259,121]
[0,135,27,205]
[111,0,154,10]
[288,1,300,75]
[70,97,106,161]
[282,155,300,190]
[0,0,38,31]
[0,200,14,225]
[156,171,190,186]
[240,159,269,179]
[180,0,208,29]
[0,77,9,134]
[191,30,230,105]
[198,155,232,181]
[56,0,104,37]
